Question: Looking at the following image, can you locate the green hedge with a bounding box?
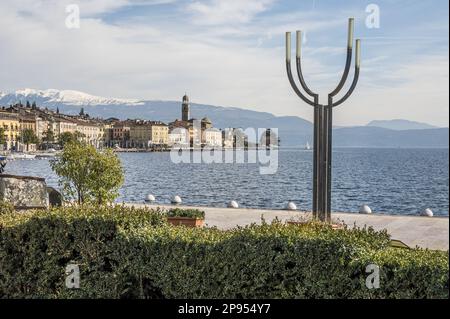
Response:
[0,205,448,299]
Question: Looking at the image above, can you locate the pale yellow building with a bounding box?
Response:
[19,115,37,133]
[75,120,105,148]
[0,111,20,150]
[129,120,169,147]
[54,117,78,136]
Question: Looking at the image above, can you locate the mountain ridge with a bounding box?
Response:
[0,89,448,148]
[367,119,438,130]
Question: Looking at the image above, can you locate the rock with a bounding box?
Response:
[285,202,297,211]
[0,174,48,210]
[145,194,156,202]
[227,200,239,208]
[47,187,62,207]
[359,205,372,214]
[171,195,182,205]
[420,208,433,217]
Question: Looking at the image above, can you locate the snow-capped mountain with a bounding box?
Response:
[0,88,447,148]
[0,88,144,107]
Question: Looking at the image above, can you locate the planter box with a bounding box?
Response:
[167,217,204,228]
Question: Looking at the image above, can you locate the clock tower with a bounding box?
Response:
[182,94,190,122]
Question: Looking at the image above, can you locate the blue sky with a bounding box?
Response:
[0,0,448,126]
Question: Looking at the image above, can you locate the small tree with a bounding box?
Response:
[50,141,124,205]
[42,129,55,147]
[19,128,39,151]
[0,127,7,149]
[58,131,85,148]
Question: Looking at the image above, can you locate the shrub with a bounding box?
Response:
[0,201,14,215]
[166,208,205,219]
[0,206,447,299]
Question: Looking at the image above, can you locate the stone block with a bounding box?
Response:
[0,174,49,210]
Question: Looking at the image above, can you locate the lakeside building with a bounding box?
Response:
[168,127,189,146]
[2,105,106,150]
[222,128,248,149]
[203,128,222,147]
[0,94,250,151]
[73,119,105,148]
[169,95,225,148]
[110,120,131,148]
[0,110,20,150]
[128,120,169,148]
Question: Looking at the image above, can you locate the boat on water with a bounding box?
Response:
[305,142,312,150]
[35,153,57,159]
[6,153,37,160]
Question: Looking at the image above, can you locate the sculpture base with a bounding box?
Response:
[0,174,49,210]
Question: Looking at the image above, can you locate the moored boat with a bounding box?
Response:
[6,153,37,160]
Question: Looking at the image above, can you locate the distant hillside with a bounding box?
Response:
[334,126,449,148]
[0,89,448,148]
[367,119,438,130]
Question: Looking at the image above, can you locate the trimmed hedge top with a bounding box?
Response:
[0,205,448,299]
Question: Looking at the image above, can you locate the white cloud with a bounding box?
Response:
[0,0,448,127]
[187,0,275,25]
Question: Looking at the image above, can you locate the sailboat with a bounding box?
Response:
[305,141,312,150]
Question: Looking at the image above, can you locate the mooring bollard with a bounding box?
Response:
[420,208,433,217]
[171,195,182,205]
[227,200,239,209]
[145,194,156,202]
[359,205,372,214]
[285,202,297,211]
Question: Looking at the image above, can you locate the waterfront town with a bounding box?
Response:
[0,94,261,153]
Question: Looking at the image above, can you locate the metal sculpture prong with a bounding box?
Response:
[286,18,361,222]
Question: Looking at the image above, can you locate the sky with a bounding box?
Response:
[0,0,448,127]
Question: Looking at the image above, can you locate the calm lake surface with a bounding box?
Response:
[6,148,449,216]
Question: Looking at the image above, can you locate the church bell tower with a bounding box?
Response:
[182,94,190,122]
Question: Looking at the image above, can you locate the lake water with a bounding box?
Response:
[5,148,449,216]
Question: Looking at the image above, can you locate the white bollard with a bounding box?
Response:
[227,200,239,209]
[285,202,297,211]
[145,194,156,202]
[420,208,433,217]
[359,205,372,214]
[171,195,182,205]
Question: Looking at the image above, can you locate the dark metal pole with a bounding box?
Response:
[325,98,333,222]
[312,98,319,218]
[285,20,360,223]
[317,104,325,220]
[319,105,326,221]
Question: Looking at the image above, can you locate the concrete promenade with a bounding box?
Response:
[128,203,449,251]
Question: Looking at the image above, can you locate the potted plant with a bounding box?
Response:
[166,208,205,228]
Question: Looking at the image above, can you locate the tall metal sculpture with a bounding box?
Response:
[286,18,361,222]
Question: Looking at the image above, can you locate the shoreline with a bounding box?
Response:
[127,203,449,251]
